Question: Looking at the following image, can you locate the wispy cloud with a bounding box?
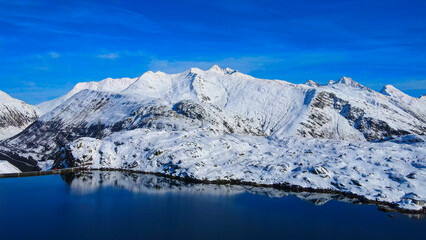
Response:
[49,52,60,59]
[98,53,119,60]
[0,1,162,39]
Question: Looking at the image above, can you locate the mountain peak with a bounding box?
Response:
[380,85,401,96]
[327,76,370,91]
[189,67,203,74]
[209,65,222,72]
[380,85,415,104]
[337,76,356,85]
[326,80,335,85]
[304,80,321,87]
[206,65,239,75]
[141,70,155,76]
[224,67,237,74]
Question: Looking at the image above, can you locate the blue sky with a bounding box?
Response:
[0,0,425,104]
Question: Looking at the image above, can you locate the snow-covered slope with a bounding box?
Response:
[2,66,425,160]
[297,78,425,141]
[1,66,425,211]
[0,160,21,174]
[67,129,426,211]
[0,91,39,140]
[381,85,426,123]
[36,77,137,115]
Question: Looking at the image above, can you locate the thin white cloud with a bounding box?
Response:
[49,52,60,59]
[0,1,162,37]
[98,53,119,60]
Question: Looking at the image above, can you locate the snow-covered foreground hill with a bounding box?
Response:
[0,65,425,211]
[66,129,426,211]
[0,91,39,140]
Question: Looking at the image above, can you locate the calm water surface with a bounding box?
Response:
[0,171,424,240]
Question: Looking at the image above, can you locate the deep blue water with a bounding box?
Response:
[0,171,424,240]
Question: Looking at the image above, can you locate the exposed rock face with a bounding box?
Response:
[0,66,425,170]
[0,66,425,211]
[112,100,264,136]
[3,91,125,162]
[173,100,208,120]
[298,90,423,141]
[0,105,38,129]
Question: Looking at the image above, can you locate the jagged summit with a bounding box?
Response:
[323,76,371,91]
[326,80,335,85]
[337,76,354,84]
[206,65,238,75]
[337,76,368,89]
[304,80,321,87]
[1,67,425,211]
[17,66,425,143]
[209,64,222,72]
[380,84,405,97]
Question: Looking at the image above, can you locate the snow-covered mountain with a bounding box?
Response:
[36,77,138,115]
[30,66,426,140]
[380,84,426,123]
[1,65,425,211]
[0,90,39,140]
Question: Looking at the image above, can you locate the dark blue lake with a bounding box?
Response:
[0,171,424,240]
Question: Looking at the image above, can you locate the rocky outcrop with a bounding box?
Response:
[0,66,424,171]
[298,90,425,141]
[0,105,38,129]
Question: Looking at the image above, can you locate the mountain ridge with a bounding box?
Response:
[2,66,425,145]
[0,65,425,211]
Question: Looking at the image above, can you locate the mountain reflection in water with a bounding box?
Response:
[61,171,423,219]
[1,170,425,240]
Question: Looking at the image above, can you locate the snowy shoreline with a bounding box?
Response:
[1,66,424,214]
[61,129,426,213]
[48,167,426,214]
[2,165,423,214]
